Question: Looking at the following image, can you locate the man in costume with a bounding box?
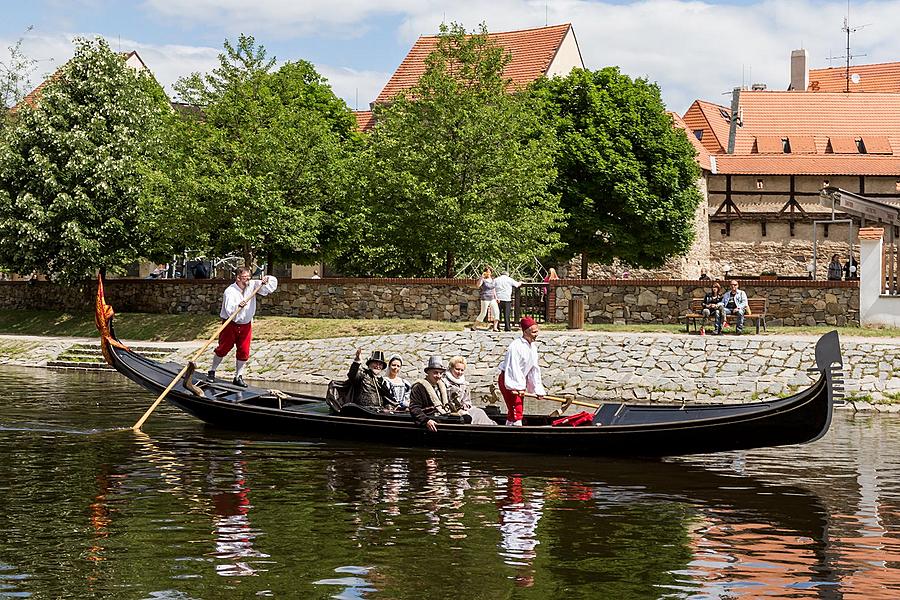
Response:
[497,316,546,426]
[208,267,278,387]
[409,356,450,433]
[347,348,393,408]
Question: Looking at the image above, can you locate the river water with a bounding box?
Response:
[1,366,899,599]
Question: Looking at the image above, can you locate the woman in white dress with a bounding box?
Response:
[384,355,411,410]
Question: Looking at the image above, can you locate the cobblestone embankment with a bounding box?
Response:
[1,331,897,408]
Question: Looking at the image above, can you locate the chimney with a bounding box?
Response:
[727,87,741,154]
[790,49,808,91]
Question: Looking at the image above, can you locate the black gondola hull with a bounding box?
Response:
[101,324,842,457]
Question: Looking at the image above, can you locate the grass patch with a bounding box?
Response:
[877,390,900,404]
[0,308,898,342]
[846,393,874,403]
[0,340,39,358]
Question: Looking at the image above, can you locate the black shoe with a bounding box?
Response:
[232,375,248,388]
[207,370,216,382]
[735,328,744,335]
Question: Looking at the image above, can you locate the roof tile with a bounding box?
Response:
[809,62,900,93]
[858,227,885,240]
[375,24,572,104]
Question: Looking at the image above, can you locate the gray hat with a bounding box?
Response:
[424,356,446,373]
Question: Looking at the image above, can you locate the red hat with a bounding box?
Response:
[520,316,537,331]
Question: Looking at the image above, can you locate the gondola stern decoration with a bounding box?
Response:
[95,274,129,365]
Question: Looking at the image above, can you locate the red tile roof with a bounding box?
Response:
[375,24,573,104]
[809,62,900,93]
[682,99,731,154]
[858,227,885,240]
[353,110,374,132]
[670,112,711,171]
[713,154,900,175]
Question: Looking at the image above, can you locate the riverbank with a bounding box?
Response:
[1,329,897,408]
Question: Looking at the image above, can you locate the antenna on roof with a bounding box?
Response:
[355,88,358,111]
[827,0,868,92]
[546,2,549,26]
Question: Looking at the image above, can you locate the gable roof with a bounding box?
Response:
[374,24,576,105]
[669,112,711,171]
[13,50,152,112]
[809,61,900,93]
[681,99,731,154]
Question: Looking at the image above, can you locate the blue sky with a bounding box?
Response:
[3,0,900,113]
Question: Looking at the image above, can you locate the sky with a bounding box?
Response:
[3,0,900,114]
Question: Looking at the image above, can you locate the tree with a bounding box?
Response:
[0,26,38,110]
[0,37,170,283]
[154,34,356,269]
[331,23,562,277]
[535,68,702,278]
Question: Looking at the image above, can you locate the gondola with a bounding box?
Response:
[96,279,845,457]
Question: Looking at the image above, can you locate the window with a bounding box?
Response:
[693,129,704,141]
[895,179,900,192]
[761,222,767,237]
[782,138,792,153]
[855,138,867,153]
[823,180,830,188]
[756,179,764,189]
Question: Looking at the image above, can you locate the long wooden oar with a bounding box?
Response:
[132,280,267,431]
[523,392,600,410]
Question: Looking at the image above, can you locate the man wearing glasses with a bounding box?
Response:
[208,267,278,387]
[720,280,748,335]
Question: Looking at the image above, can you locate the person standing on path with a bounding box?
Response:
[208,267,278,387]
[497,316,546,426]
[474,267,500,331]
[494,271,522,332]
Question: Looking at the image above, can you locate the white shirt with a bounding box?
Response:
[220,276,278,324]
[497,337,546,395]
[493,274,522,302]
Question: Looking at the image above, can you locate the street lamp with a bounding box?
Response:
[807,261,815,280]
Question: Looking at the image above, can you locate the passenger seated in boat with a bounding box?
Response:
[347,349,393,408]
[384,355,411,410]
[443,356,494,425]
[410,356,450,432]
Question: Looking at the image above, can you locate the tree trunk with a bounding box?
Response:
[445,251,455,278]
[580,253,588,279]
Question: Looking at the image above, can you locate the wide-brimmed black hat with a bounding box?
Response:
[366,350,386,368]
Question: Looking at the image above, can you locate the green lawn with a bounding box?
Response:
[0,309,897,342]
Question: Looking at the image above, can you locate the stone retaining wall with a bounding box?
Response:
[4,331,892,404]
[0,277,860,326]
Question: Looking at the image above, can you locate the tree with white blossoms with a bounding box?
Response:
[0,37,170,283]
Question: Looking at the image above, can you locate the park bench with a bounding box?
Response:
[682,297,768,334]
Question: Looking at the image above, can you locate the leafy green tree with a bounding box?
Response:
[332,23,561,277]
[154,34,356,269]
[0,26,38,110]
[535,68,702,277]
[0,37,170,283]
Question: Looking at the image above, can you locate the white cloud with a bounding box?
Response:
[13,1,900,113]
[315,65,391,110]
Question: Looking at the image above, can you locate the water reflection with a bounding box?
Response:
[2,366,900,597]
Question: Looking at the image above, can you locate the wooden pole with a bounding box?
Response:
[522,392,600,410]
[131,280,267,431]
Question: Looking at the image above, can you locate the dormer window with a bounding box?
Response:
[856,138,867,153]
[782,138,791,153]
[693,129,704,141]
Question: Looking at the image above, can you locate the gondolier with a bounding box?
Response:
[497,316,546,426]
[208,267,278,387]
